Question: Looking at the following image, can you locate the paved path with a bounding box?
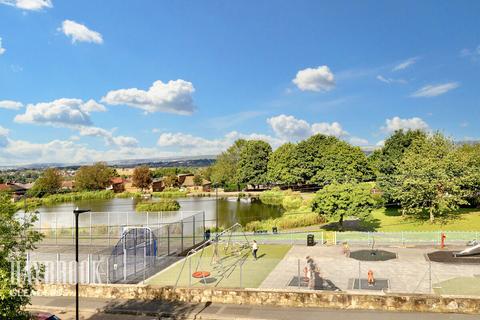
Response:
[30,296,479,320]
[260,245,479,294]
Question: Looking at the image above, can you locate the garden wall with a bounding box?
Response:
[35,283,480,314]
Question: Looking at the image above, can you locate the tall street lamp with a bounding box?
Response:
[73,208,91,320]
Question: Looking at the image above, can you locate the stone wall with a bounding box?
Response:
[34,284,480,314]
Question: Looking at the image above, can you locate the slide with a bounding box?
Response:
[456,243,480,257]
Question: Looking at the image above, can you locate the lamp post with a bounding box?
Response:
[215,184,218,232]
[73,208,91,320]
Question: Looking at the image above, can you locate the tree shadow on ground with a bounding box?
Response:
[321,218,381,232]
[86,299,210,320]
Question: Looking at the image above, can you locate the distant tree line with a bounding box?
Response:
[209,131,480,223]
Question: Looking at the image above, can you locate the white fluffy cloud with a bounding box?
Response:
[0,37,5,55]
[78,126,138,147]
[0,100,23,110]
[0,0,52,10]
[102,79,196,115]
[267,114,347,141]
[348,136,369,146]
[382,116,429,133]
[392,57,417,71]
[0,138,166,166]
[411,82,459,98]
[14,98,105,127]
[292,66,335,92]
[60,20,103,44]
[157,131,283,155]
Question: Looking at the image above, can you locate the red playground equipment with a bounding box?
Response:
[441,232,446,249]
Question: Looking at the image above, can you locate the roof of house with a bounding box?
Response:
[111,177,125,184]
[181,176,211,187]
[0,183,27,192]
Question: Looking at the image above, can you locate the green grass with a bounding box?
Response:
[369,208,480,232]
[433,277,480,296]
[136,199,180,212]
[147,244,291,288]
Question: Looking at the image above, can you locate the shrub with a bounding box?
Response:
[259,187,284,205]
[152,190,188,198]
[136,199,181,212]
[41,190,115,205]
[116,191,142,199]
[245,211,325,231]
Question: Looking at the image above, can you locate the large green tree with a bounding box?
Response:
[392,133,467,222]
[0,192,43,319]
[311,182,376,229]
[28,168,63,197]
[373,129,427,204]
[74,162,115,191]
[294,134,373,185]
[267,142,302,185]
[237,140,272,188]
[455,143,480,207]
[210,139,247,187]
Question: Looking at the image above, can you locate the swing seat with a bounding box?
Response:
[192,271,211,278]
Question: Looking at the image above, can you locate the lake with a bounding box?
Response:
[32,197,283,230]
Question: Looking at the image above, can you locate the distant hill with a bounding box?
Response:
[0,155,217,170]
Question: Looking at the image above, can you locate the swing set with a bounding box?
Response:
[174,223,251,287]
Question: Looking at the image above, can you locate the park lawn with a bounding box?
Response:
[370,208,480,232]
[433,277,480,296]
[146,244,291,288]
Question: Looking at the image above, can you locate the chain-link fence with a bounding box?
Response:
[219,230,479,246]
[27,211,206,284]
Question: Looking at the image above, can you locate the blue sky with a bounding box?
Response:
[0,0,479,165]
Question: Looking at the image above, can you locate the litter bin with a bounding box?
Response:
[307,234,315,246]
[272,227,278,234]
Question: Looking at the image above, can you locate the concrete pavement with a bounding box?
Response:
[29,296,479,320]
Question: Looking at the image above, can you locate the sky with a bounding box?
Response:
[0,0,479,165]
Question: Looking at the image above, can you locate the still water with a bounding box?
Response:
[34,197,283,229]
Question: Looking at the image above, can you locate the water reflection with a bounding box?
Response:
[33,197,283,229]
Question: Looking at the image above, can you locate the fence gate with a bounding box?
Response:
[108,227,157,283]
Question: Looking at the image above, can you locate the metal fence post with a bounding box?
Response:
[56,253,60,283]
[188,256,192,287]
[167,224,171,255]
[89,211,92,245]
[429,261,432,293]
[55,213,58,246]
[240,261,243,288]
[358,261,361,290]
[193,215,196,246]
[107,211,110,247]
[181,221,184,253]
[106,258,109,285]
[87,254,91,284]
[297,259,300,289]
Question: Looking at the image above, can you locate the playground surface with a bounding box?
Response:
[146,244,291,288]
[260,244,480,296]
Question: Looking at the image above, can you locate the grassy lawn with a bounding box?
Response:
[147,244,291,288]
[369,208,480,232]
[433,277,480,296]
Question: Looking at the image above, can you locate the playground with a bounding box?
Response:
[146,243,291,288]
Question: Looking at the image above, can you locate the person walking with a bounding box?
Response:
[252,240,258,260]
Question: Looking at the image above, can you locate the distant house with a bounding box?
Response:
[61,180,75,191]
[152,178,165,192]
[107,177,125,193]
[178,174,211,192]
[0,183,28,201]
